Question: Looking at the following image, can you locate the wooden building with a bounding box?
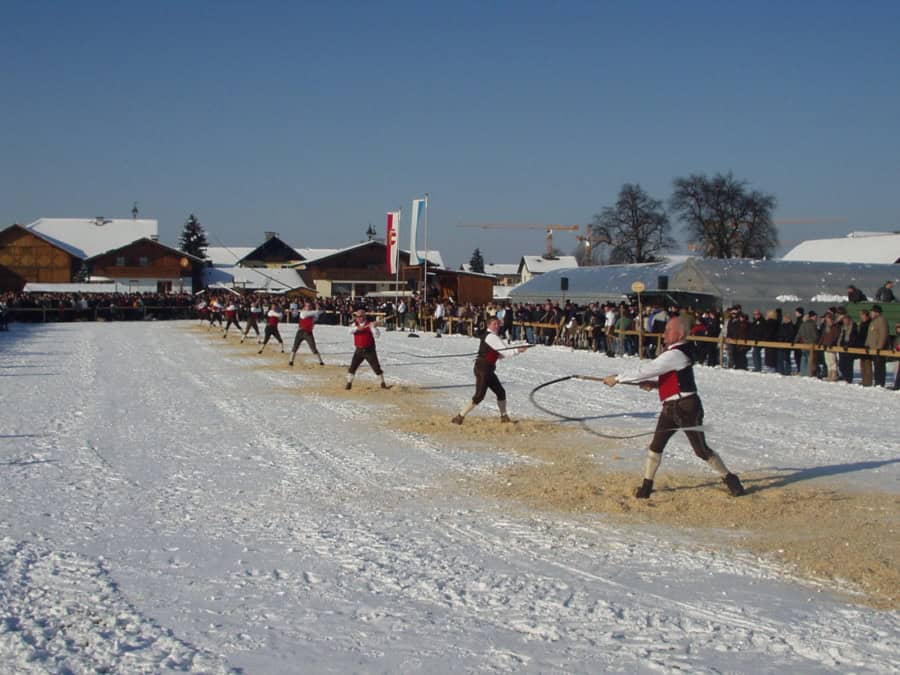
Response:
[0,224,81,291]
[86,238,204,293]
[297,241,415,297]
[294,240,493,304]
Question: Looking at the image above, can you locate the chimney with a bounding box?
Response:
[265,231,278,241]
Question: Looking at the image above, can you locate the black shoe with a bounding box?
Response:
[345,382,352,390]
[634,478,653,499]
[723,473,745,497]
[288,360,294,367]
[451,414,464,425]
[319,361,325,366]
[380,382,388,389]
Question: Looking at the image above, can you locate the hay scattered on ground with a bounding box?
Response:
[202,328,899,608]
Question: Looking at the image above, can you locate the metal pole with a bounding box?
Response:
[423,194,429,308]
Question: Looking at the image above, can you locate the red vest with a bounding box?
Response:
[657,343,697,401]
[267,312,281,328]
[353,322,375,349]
[477,334,500,365]
[299,315,316,332]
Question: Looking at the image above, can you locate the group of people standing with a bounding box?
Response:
[720,303,897,388]
[199,299,748,502]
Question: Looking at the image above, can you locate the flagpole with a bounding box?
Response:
[395,208,401,310]
[423,193,429,310]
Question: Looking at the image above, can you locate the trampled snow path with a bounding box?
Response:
[0,321,897,673]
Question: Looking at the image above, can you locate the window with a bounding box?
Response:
[116,256,125,267]
[138,256,148,267]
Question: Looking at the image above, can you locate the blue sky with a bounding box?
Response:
[2,0,898,267]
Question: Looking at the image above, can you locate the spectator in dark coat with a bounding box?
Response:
[837,313,860,383]
[776,312,797,375]
[858,310,872,386]
[847,285,867,303]
[749,309,766,372]
[874,280,895,303]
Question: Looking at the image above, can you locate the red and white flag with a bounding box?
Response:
[386,211,400,274]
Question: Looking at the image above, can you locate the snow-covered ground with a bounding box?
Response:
[1,321,897,673]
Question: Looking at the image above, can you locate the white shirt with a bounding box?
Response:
[616,342,691,384]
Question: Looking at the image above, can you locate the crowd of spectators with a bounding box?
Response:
[1,291,195,321]
[3,287,898,389]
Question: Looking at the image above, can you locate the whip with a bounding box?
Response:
[528,374,710,440]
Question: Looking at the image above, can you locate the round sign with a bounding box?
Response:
[631,281,645,293]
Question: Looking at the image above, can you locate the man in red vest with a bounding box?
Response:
[452,318,528,424]
[346,309,387,390]
[289,300,325,366]
[602,317,745,499]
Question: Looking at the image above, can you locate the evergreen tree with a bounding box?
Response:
[179,214,208,259]
[469,248,485,273]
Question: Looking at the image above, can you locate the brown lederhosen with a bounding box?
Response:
[472,358,505,404]
[348,347,382,375]
[291,329,320,355]
[262,324,283,345]
[648,395,713,460]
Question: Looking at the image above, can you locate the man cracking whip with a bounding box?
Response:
[452,318,528,425]
[289,300,325,367]
[602,317,745,499]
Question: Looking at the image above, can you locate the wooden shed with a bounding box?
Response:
[86,238,204,293]
[0,224,81,291]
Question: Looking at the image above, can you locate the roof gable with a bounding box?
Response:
[518,256,579,274]
[84,237,204,263]
[0,224,83,258]
[239,236,304,264]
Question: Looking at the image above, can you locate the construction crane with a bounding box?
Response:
[458,223,580,258]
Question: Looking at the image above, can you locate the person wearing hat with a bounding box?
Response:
[874,280,895,303]
[602,317,745,499]
[866,305,889,387]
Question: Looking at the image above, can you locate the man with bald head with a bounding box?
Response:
[602,317,745,499]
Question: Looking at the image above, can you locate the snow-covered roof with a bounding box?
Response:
[509,256,900,310]
[416,250,444,268]
[22,283,120,294]
[510,260,681,304]
[25,218,158,259]
[296,247,340,262]
[461,263,519,276]
[205,247,255,267]
[203,266,311,293]
[519,256,579,274]
[782,232,900,264]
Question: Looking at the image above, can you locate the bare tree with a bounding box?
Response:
[591,184,673,264]
[670,172,778,258]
